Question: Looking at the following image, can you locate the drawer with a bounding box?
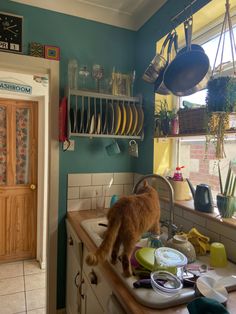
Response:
[83,246,112,311]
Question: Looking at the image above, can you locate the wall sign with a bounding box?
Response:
[0,80,32,94]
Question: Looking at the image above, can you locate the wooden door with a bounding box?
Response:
[0,98,38,262]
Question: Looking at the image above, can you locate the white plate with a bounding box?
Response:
[89,114,95,134]
[196,276,228,304]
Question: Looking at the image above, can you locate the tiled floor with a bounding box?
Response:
[0,260,46,314]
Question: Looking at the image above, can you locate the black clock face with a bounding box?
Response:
[0,12,23,53]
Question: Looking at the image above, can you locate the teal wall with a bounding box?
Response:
[1,0,210,309]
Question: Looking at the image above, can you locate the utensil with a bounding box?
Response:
[128,140,138,158]
[163,17,211,96]
[196,276,228,303]
[154,32,178,95]
[143,32,173,83]
[186,179,214,213]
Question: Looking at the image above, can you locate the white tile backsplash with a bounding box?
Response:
[67,172,136,211]
[113,173,134,185]
[92,173,114,185]
[103,184,124,197]
[206,220,235,241]
[183,210,207,227]
[80,186,103,198]
[68,174,92,187]
[67,187,80,199]
[67,198,91,211]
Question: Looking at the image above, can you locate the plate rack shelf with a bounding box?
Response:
[68,89,144,140]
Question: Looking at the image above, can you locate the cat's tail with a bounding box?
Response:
[86,218,121,266]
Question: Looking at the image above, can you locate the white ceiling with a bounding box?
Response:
[11,0,167,30]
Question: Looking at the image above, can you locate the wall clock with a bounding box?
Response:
[0,12,23,53]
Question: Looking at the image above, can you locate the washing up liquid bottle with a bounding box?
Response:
[173,166,185,181]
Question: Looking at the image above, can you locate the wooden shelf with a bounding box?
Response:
[154,130,236,139]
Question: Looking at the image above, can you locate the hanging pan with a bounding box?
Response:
[154,31,178,95]
[142,32,173,83]
[163,17,211,96]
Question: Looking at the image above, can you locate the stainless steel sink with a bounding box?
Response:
[81,218,236,309]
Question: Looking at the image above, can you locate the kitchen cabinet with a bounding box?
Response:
[66,220,83,314]
[81,246,113,313]
[67,89,144,140]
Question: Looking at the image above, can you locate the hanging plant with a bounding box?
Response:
[205,0,236,159]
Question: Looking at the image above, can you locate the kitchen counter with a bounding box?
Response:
[67,210,236,314]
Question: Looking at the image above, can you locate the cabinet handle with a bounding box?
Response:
[88,269,98,285]
[79,278,85,299]
[68,236,73,246]
[74,271,80,288]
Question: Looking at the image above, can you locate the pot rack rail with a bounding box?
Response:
[171,0,197,23]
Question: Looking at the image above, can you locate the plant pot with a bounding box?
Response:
[217,194,236,218]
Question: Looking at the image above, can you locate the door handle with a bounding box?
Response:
[30,184,36,190]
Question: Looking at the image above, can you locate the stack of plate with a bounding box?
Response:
[69,95,144,137]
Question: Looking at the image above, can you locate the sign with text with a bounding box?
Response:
[0,81,32,94]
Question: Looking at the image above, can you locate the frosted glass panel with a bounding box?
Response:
[0,106,7,185]
[16,108,30,184]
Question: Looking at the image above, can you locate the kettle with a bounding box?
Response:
[186,179,214,213]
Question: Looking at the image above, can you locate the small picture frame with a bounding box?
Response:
[112,73,131,97]
[44,45,60,61]
[29,42,44,58]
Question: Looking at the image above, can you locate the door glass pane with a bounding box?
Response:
[16,108,30,184]
[0,106,7,185]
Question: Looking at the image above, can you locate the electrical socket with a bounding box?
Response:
[63,139,75,151]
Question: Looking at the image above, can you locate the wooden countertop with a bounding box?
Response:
[67,210,236,314]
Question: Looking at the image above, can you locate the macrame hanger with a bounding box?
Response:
[212,0,236,77]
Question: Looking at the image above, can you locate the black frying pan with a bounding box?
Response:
[163,17,210,96]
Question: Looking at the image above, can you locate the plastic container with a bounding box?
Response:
[172,166,185,181]
[150,270,183,294]
[210,242,227,267]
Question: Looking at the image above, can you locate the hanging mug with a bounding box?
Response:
[128,140,138,158]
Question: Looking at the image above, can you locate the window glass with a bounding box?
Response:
[178,26,236,202]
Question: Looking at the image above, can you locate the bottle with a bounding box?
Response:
[68,59,78,89]
[173,166,185,181]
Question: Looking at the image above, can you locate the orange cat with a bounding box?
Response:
[86,180,161,277]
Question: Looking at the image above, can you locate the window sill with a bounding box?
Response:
[174,199,236,229]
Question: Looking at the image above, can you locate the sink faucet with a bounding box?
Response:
[160,219,183,239]
[133,174,178,240]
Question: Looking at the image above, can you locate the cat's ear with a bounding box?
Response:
[143,180,148,187]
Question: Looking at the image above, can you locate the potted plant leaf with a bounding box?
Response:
[154,100,178,136]
[217,161,236,218]
[206,76,236,159]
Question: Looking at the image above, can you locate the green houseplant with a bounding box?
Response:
[206,76,236,159]
[217,161,236,218]
[154,100,178,136]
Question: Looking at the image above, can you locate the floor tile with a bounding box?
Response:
[0,276,24,296]
[0,292,25,314]
[0,261,23,279]
[27,308,46,314]
[25,272,46,291]
[26,288,46,311]
[23,260,45,275]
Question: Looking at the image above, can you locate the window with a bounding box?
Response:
[178,26,236,201]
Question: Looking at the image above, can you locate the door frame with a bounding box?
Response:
[0,51,59,314]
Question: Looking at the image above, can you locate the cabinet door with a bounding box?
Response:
[81,273,104,314]
[66,243,81,314]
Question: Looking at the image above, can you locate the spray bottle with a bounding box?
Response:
[173,166,185,181]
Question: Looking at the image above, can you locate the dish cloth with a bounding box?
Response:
[179,227,210,255]
[187,297,229,314]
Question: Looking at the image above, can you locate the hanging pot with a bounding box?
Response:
[163,17,211,96]
[154,32,178,95]
[142,32,173,83]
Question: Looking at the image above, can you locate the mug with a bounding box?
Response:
[105,140,121,156]
[128,140,138,158]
